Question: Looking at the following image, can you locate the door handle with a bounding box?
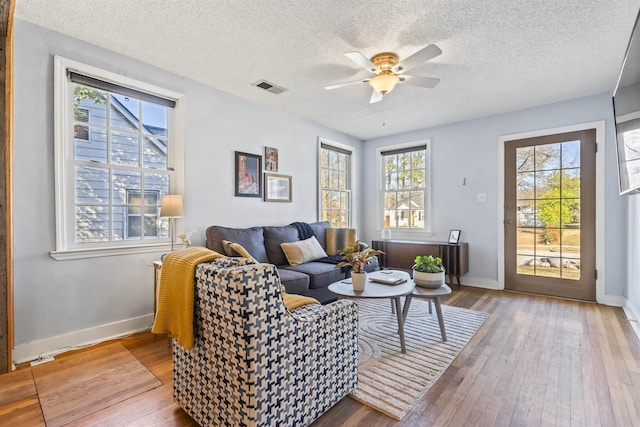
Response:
[504,220,513,225]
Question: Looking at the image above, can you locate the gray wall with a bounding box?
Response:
[13,19,361,361]
[360,93,628,297]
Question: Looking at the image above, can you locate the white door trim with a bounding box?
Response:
[497,121,606,303]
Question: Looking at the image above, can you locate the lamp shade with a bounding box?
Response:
[369,72,399,95]
[160,194,184,217]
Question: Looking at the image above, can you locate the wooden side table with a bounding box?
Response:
[371,240,468,288]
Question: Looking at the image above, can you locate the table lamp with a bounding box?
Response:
[160,194,184,251]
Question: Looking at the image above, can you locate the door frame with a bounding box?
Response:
[497,121,608,304]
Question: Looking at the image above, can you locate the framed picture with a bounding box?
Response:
[265,146,279,172]
[264,173,292,202]
[448,229,461,244]
[235,151,262,198]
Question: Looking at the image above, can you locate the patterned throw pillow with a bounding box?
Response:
[280,236,328,266]
[222,240,257,262]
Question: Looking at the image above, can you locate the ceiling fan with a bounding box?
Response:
[324,44,442,103]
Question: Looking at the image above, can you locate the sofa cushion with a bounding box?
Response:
[280,236,328,266]
[205,226,268,263]
[263,225,299,266]
[281,262,345,289]
[325,228,357,256]
[277,268,310,294]
[308,221,331,251]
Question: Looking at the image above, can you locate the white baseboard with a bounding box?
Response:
[623,298,640,342]
[13,313,154,365]
[597,294,625,307]
[459,277,499,290]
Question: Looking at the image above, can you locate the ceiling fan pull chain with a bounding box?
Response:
[383,103,386,127]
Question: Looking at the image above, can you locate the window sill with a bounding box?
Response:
[377,229,433,239]
[50,243,171,260]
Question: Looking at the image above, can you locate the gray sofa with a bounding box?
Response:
[205,221,377,303]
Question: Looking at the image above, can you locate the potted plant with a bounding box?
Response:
[412,255,445,288]
[336,241,384,291]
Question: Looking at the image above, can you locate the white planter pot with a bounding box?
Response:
[413,269,445,288]
[351,271,367,291]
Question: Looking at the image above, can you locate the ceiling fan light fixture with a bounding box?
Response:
[369,72,399,95]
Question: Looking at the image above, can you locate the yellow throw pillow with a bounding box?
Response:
[280,236,328,266]
[282,292,320,310]
[222,240,257,262]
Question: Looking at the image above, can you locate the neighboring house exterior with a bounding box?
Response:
[74,93,169,243]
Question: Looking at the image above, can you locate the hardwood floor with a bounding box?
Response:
[1,287,639,426]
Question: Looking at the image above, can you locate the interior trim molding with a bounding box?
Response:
[12,313,154,365]
[459,277,499,290]
[496,121,606,302]
[623,297,640,342]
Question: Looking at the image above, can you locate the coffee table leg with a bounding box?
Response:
[402,294,412,322]
[434,297,447,342]
[394,297,407,353]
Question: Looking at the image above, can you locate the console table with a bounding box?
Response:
[371,240,468,287]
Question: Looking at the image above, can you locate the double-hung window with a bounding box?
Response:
[379,140,431,232]
[319,140,352,227]
[52,56,184,259]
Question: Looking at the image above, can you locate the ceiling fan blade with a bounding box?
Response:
[369,90,384,104]
[401,75,440,89]
[394,44,442,73]
[345,51,376,73]
[324,78,370,90]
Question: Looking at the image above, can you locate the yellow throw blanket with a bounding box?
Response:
[282,293,320,310]
[152,247,224,349]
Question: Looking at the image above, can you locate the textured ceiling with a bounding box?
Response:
[15,0,640,140]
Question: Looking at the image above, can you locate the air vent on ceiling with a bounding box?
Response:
[253,80,287,94]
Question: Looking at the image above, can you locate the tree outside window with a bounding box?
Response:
[382,145,427,229]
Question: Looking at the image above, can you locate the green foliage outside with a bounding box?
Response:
[537,170,580,244]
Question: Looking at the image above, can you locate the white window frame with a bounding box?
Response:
[376,139,432,238]
[51,56,185,260]
[318,138,353,227]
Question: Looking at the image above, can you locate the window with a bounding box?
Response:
[380,141,431,231]
[52,56,184,259]
[319,140,352,227]
[126,190,161,239]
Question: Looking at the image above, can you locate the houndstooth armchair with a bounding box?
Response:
[172,257,358,427]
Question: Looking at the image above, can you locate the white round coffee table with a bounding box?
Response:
[328,272,415,353]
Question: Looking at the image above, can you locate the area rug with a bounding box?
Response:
[351,298,488,420]
[31,342,162,427]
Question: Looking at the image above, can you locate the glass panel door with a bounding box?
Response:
[504,130,596,300]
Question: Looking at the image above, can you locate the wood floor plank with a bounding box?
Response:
[569,301,587,426]
[0,368,44,425]
[31,342,162,427]
[3,287,639,427]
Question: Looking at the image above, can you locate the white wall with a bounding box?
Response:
[360,94,628,297]
[626,195,640,336]
[13,19,361,362]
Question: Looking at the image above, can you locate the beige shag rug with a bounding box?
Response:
[351,298,488,420]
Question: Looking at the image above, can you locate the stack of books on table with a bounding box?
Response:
[367,271,408,285]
